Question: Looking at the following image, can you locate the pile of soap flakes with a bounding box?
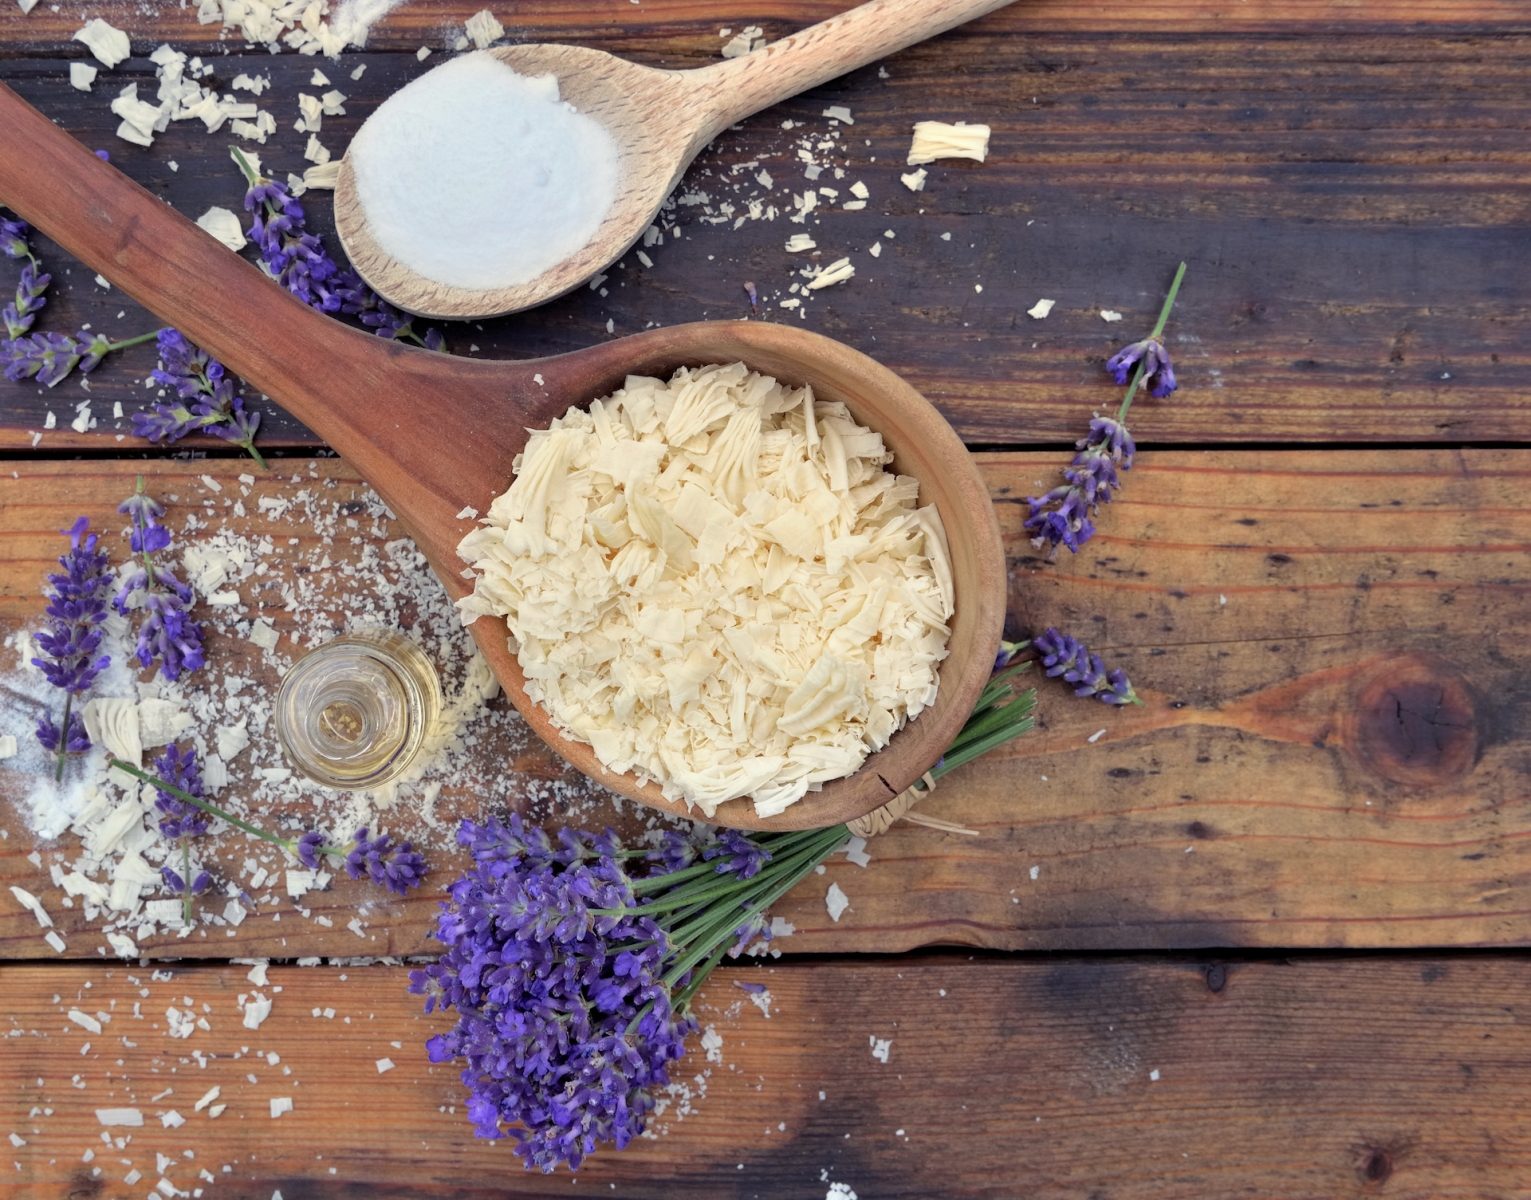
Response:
[0,466,643,958]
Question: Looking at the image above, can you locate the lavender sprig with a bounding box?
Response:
[230,148,445,352]
[133,327,266,468]
[108,756,430,912]
[4,261,49,339]
[1033,627,1142,706]
[1023,262,1186,557]
[114,476,206,682]
[31,516,113,780]
[147,743,211,924]
[0,210,32,263]
[2,328,156,389]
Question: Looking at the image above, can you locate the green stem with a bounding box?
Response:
[1116,260,1187,425]
[181,838,192,927]
[53,691,72,782]
[103,330,161,353]
[108,757,345,861]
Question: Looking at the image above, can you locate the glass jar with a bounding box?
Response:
[274,630,443,790]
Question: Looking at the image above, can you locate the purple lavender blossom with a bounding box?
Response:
[410,814,691,1171]
[1,329,110,388]
[345,827,428,895]
[295,830,326,870]
[1106,336,1177,399]
[1033,627,1141,706]
[234,151,444,352]
[1023,417,1136,556]
[648,830,699,873]
[133,328,264,466]
[150,743,211,839]
[703,829,771,881]
[4,261,49,339]
[0,211,29,260]
[31,517,112,773]
[115,480,205,681]
[161,867,211,894]
[35,710,89,755]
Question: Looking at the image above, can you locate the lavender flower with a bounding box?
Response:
[114,478,205,682]
[31,517,112,777]
[345,827,428,895]
[994,638,1030,671]
[133,328,265,466]
[648,830,699,873]
[703,829,772,881]
[0,211,30,261]
[161,867,211,894]
[1033,628,1141,705]
[150,743,211,839]
[1106,336,1177,399]
[232,148,444,352]
[1023,416,1135,556]
[4,261,49,338]
[295,830,326,869]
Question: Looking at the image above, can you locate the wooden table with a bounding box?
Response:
[3,2,1530,1195]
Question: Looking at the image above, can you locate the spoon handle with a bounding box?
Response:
[689,0,1017,136]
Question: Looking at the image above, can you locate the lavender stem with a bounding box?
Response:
[1117,261,1187,425]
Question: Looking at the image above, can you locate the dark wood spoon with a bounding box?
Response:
[0,83,1005,831]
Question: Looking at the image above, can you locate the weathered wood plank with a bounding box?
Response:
[2,450,1528,959]
[5,0,1529,51]
[2,25,1529,448]
[6,955,1531,1197]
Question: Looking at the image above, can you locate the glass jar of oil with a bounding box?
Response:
[274,630,443,790]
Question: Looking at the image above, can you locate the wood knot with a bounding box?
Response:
[1351,655,1478,789]
[1360,1147,1393,1184]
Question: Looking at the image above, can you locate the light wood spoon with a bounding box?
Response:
[0,82,1005,832]
[335,0,1015,319]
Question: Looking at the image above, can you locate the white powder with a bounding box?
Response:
[348,52,620,291]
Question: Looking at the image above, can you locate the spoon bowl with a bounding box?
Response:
[0,82,1006,831]
[335,0,1016,319]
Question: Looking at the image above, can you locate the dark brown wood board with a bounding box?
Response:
[2,4,1530,450]
[3,450,1527,961]
[7,955,1531,1198]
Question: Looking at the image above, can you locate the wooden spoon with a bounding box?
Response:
[0,83,1005,832]
[335,0,1014,319]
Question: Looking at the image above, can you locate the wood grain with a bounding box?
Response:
[7,955,1531,1197]
[3,23,1530,447]
[2,450,1528,960]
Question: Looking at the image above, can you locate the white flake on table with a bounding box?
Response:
[899,168,927,192]
[825,881,850,922]
[1027,298,1056,319]
[869,1035,892,1063]
[9,885,52,927]
[74,18,131,67]
[70,62,98,91]
[269,1096,293,1118]
[242,991,272,1030]
[95,1108,143,1126]
[1029,865,1040,880]
[196,207,248,251]
[161,1109,185,1128]
[45,930,66,952]
[464,8,503,47]
[907,120,991,165]
[1101,309,1123,322]
[375,1057,395,1073]
[248,620,280,651]
[842,835,871,867]
[193,1086,220,1111]
[1087,728,1106,744]
[68,1009,103,1034]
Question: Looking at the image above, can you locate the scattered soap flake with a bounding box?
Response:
[193,1087,220,1112]
[1087,728,1106,744]
[784,233,817,253]
[1101,309,1123,322]
[822,105,854,125]
[454,506,479,520]
[248,620,280,651]
[1027,298,1056,319]
[9,885,51,927]
[806,257,855,290]
[269,1096,294,1118]
[68,1009,103,1034]
[825,882,850,922]
[70,62,98,91]
[464,9,503,48]
[869,1035,892,1063]
[907,120,991,165]
[416,46,431,61]
[196,207,248,251]
[242,992,272,1030]
[721,25,765,58]
[74,18,131,68]
[375,1057,395,1073]
[843,835,871,867]
[899,168,927,192]
[95,1108,144,1126]
[161,1109,185,1129]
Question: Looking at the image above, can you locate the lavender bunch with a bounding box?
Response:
[1025,262,1186,557]
[1034,627,1141,706]
[411,656,1040,1172]
[31,517,113,780]
[132,328,266,467]
[113,477,205,682]
[231,148,444,352]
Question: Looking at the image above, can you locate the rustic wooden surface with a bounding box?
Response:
[4,1,1531,1195]
[8,955,1531,1198]
[3,2,1530,448]
[3,450,1528,960]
